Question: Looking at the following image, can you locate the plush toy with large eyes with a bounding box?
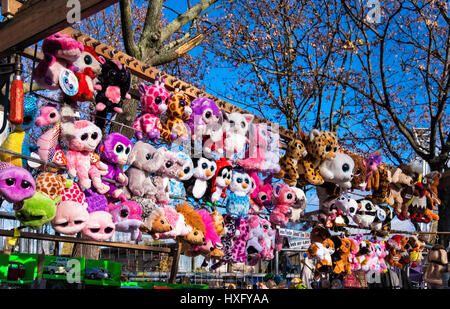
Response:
[185,97,222,141]
[319,152,355,190]
[225,169,255,219]
[82,188,115,241]
[223,112,254,159]
[169,151,194,198]
[61,120,108,192]
[204,157,233,204]
[108,201,143,241]
[270,183,296,227]
[0,162,36,203]
[0,95,38,168]
[93,59,131,127]
[183,157,217,200]
[98,133,133,200]
[14,191,58,230]
[248,172,272,214]
[35,104,61,163]
[133,77,170,141]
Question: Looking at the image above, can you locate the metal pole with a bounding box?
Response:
[275,250,279,275]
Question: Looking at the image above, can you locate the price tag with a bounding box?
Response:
[377,208,387,221]
[59,68,79,96]
[8,228,21,246]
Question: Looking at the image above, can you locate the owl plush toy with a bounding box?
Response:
[225,169,255,219]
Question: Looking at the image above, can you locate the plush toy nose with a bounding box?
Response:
[206,170,212,177]
[242,183,248,189]
[225,179,231,185]
[179,171,185,178]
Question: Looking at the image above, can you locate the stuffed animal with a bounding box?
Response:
[248,172,272,214]
[237,123,269,172]
[71,45,105,103]
[222,112,254,159]
[385,235,407,268]
[185,97,222,142]
[97,133,133,199]
[372,240,388,273]
[35,104,61,163]
[369,164,391,204]
[330,236,355,275]
[371,203,393,237]
[82,210,116,241]
[270,183,296,227]
[307,238,335,276]
[274,137,307,186]
[124,141,165,199]
[298,129,339,186]
[263,130,281,173]
[160,90,192,142]
[246,215,275,266]
[0,162,36,203]
[140,207,172,235]
[204,157,233,204]
[289,187,307,222]
[423,171,442,217]
[225,169,255,219]
[33,33,83,90]
[406,235,425,268]
[108,201,143,241]
[151,205,192,240]
[348,235,364,270]
[35,172,71,200]
[133,77,170,141]
[388,166,414,216]
[169,151,194,198]
[14,191,58,230]
[364,153,382,191]
[183,157,217,200]
[210,209,226,238]
[346,152,367,191]
[335,195,359,220]
[0,95,38,168]
[93,59,131,127]
[319,152,355,190]
[51,182,89,235]
[352,199,378,229]
[176,203,206,246]
[60,120,108,192]
[359,240,378,272]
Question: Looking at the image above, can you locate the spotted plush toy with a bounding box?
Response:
[133,77,170,141]
[298,129,339,186]
[35,172,72,200]
[160,90,192,142]
[274,136,307,186]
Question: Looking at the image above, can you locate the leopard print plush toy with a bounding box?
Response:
[161,90,192,143]
[298,129,339,185]
[274,137,307,186]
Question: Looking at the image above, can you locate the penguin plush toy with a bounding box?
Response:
[183,157,217,200]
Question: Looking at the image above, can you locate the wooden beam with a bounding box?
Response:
[0,0,119,58]
[168,240,182,284]
[0,228,173,253]
[1,0,22,17]
[59,27,298,143]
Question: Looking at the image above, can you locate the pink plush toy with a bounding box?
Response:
[108,201,142,241]
[248,172,272,214]
[349,235,364,271]
[52,182,89,235]
[151,205,192,240]
[237,123,269,172]
[82,211,116,241]
[61,120,108,192]
[269,183,296,227]
[361,240,379,272]
[194,209,222,256]
[246,215,275,265]
[35,104,61,162]
[33,33,84,90]
[133,77,170,141]
[373,240,388,273]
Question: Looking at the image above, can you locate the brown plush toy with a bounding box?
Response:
[370,164,392,204]
[176,203,206,246]
[388,166,414,215]
[331,236,355,275]
[139,207,172,234]
[160,90,192,143]
[347,152,367,191]
[423,171,442,210]
[275,137,307,186]
[298,129,339,186]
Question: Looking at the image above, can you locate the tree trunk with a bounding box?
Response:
[70,234,101,260]
[437,171,450,249]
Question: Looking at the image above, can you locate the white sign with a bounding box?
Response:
[288,239,311,249]
[278,228,310,239]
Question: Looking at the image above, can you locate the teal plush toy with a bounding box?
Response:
[0,95,38,168]
[14,191,59,229]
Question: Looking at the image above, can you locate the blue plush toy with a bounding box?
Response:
[0,95,38,168]
[169,151,194,198]
[225,169,255,219]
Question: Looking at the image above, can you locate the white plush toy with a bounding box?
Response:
[319,152,355,190]
[289,187,307,222]
[223,112,254,159]
[184,157,216,200]
[352,199,378,228]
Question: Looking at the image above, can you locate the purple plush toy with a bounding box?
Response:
[108,201,143,241]
[185,97,222,141]
[98,133,133,201]
[0,162,36,203]
[83,188,115,241]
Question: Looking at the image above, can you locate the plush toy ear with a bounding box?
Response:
[309,129,321,142]
[243,114,254,124]
[138,82,147,96]
[273,183,282,197]
[127,148,137,166]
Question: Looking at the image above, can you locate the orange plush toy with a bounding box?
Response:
[331,236,356,275]
[307,238,335,278]
[176,203,206,246]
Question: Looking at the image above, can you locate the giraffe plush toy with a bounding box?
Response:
[160,90,192,142]
[133,76,170,141]
[35,172,72,200]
